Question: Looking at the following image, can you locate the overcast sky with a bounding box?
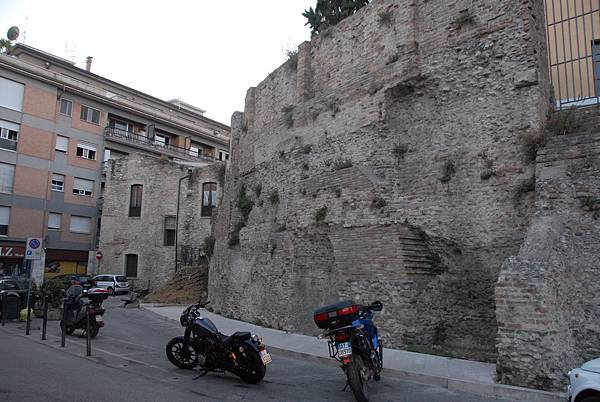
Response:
[0,0,315,125]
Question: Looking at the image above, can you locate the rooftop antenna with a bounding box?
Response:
[21,16,28,44]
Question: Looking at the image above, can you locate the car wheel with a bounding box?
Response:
[580,395,600,402]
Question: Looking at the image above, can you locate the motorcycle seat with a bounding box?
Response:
[221,331,251,346]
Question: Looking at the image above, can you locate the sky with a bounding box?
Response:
[0,0,315,125]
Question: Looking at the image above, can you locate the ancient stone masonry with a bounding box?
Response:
[210,0,550,363]
[496,107,600,391]
[99,154,223,290]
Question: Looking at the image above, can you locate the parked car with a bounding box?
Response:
[91,275,129,295]
[568,358,600,402]
[54,274,93,290]
[0,277,29,307]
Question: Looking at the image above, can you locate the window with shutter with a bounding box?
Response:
[0,163,15,193]
[129,185,143,217]
[51,174,65,192]
[70,215,91,234]
[73,177,94,196]
[164,215,176,246]
[48,213,61,230]
[56,135,69,152]
[0,120,19,152]
[76,142,97,160]
[0,77,24,112]
[201,182,217,217]
[0,206,9,236]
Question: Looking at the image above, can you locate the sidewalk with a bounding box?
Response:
[142,304,565,402]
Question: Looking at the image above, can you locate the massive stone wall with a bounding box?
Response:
[99,154,222,290]
[210,0,549,361]
[496,110,600,391]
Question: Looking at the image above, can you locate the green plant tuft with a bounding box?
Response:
[301,144,313,154]
[439,159,456,183]
[377,9,394,26]
[315,205,328,224]
[253,183,262,197]
[268,190,280,205]
[371,196,386,209]
[333,159,353,170]
[392,143,408,160]
[202,235,215,258]
[237,184,254,221]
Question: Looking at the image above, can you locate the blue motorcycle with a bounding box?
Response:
[314,300,383,402]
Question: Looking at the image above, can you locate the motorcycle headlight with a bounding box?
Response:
[180,314,188,327]
[252,334,262,343]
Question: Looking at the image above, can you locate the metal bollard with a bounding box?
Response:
[1,293,5,327]
[41,294,48,341]
[85,306,91,356]
[60,299,67,347]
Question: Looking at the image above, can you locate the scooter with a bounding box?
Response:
[60,285,108,338]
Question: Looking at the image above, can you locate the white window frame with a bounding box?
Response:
[59,99,72,117]
[48,213,61,231]
[72,177,94,197]
[51,174,65,192]
[80,105,100,124]
[69,215,91,234]
[155,133,170,147]
[56,135,69,153]
[219,150,229,161]
[76,142,97,160]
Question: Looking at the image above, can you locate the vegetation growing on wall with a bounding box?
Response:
[315,206,328,224]
[439,159,456,183]
[237,184,254,221]
[203,235,216,259]
[303,0,371,34]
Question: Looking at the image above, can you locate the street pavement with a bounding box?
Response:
[0,297,511,402]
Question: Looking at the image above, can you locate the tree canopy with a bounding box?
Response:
[0,38,13,53]
[303,0,370,34]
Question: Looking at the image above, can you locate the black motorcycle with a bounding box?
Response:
[60,285,108,338]
[314,300,383,402]
[166,300,271,384]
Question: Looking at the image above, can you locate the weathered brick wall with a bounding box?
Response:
[496,121,600,391]
[99,154,222,290]
[210,0,549,361]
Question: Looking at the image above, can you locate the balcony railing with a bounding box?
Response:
[104,127,218,162]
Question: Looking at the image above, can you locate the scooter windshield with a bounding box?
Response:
[65,285,84,298]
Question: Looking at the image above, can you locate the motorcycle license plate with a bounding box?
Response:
[95,316,103,322]
[260,350,272,365]
[337,342,352,357]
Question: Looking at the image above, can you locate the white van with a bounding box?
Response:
[92,274,129,295]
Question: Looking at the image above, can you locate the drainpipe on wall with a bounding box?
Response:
[175,169,193,272]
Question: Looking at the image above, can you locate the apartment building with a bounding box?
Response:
[0,44,229,283]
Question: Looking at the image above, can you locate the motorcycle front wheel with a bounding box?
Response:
[347,354,369,402]
[166,338,198,369]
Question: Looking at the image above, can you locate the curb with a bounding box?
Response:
[141,306,566,402]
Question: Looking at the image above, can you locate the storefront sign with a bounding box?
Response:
[0,245,25,258]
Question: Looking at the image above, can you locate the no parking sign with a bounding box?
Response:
[25,237,42,260]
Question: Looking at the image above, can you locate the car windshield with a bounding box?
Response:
[116,276,127,282]
[76,276,91,282]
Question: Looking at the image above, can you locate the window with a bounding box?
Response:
[51,174,65,192]
[201,182,217,217]
[125,254,138,278]
[0,206,9,236]
[129,184,143,217]
[219,150,229,161]
[189,145,200,157]
[59,99,72,116]
[0,77,24,112]
[0,120,19,151]
[70,215,91,234]
[48,213,61,231]
[0,163,15,193]
[164,216,176,246]
[56,135,69,152]
[73,177,94,196]
[155,133,170,147]
[76,142,97,160]
[80,105,100,124]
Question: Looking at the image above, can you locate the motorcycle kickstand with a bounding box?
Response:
[193,369,209,380]
[341,382,350,392]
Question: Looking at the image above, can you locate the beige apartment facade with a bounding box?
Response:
[0,44,229,283]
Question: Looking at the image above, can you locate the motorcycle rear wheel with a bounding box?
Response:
[238,349,266,384]
[347,354,369,402]
[166,338,198,369]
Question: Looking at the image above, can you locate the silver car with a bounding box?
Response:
[91,274,129,295]
[568,358,600,402]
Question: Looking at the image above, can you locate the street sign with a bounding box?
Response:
[95,251,103,261]
[25,237,43,260]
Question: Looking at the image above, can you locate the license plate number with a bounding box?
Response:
[260,350,272,365]
[337,342,352,357]
[95,315,103,322]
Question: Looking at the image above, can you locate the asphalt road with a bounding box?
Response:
[0,297,508,402]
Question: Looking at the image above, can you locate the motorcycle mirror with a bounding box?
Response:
[370,300,383,311]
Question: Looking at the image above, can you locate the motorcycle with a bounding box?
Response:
[314,300,383,402]
[60,285,108,338]
[166,300,272,384]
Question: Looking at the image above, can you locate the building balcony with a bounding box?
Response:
[104,127,218,162]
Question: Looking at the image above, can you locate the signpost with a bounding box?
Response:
[24,237,42,335]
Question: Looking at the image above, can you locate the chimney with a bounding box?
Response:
[85,56,93,72]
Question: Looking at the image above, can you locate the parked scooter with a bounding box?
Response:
[60,285,108,338]
[166,300,272,384]
[314,300,383,402]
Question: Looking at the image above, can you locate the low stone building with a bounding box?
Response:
[98,153,223,290]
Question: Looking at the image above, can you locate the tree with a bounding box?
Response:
[303,0,370,34]
[0,38,13,53]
